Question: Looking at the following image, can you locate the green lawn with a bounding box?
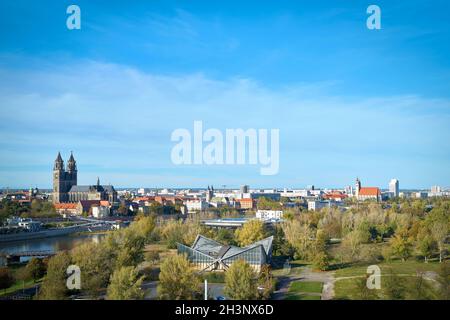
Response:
[334,260,442,278]
[0,279,38,297]
[289,281,323,293]
[285,293,321,300]
[334,275,438,300]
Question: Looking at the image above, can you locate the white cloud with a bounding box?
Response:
[0,59,449,188]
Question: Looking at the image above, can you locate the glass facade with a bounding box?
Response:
[177,243,216,271]
[177,235,272,273]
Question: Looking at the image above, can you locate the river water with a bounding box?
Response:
[0,233,106,257]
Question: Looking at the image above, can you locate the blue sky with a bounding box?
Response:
[0,0,449,189]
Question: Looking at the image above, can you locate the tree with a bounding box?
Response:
[312,251,330,271]
[224,259,258,300]
[117,202,130,216]
[71,242,114,298]
[23,258,46,282]
[425,208,449,263]
[157,254,201,300]
[131,215,156,241]
[107,266,144,300]
[341,230,364,262]
[312,229,330,271]
[388,234,412,262]
[235,219,266,247]
[257,197,282,210]
[160,219,185,249]
[416,230,436,263]
[39,251,72,300]
[282,220,314,259]
[0,267,14,290]
[103,226,147,269]
[257,265,275,300]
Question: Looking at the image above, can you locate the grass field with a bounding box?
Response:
[289,281,323,293]
[334,275,438,300]
[334,260,442,278]
[285,281,323,300]
[285,293,321,300]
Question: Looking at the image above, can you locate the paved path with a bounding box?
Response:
[272,266,335,300]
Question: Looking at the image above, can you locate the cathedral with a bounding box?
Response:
[52,152,117,204]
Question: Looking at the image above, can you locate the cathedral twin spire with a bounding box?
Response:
[54,151,77,171]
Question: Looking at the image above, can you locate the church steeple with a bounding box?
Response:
[54,152,64,170]
[67,151,77,172]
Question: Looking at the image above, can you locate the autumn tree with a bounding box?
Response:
[224,259,258,300]
[157,254,201,300]
[23,257,46,282]
[107,266,144,300]
[257,264,275,299]
[71,242,114,298]
[416,227,436,263]
[39,251,72,300]
[425,208,449,263]
[282,220,314,259]
[235,219,266,247]
[388,234,412,262]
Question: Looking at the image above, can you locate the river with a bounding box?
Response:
[0,233,106,259]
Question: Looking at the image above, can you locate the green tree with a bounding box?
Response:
[71,242,114,298]
[23,258,46,282]
[160,219,185,249]
[158,254,201,300]
[107,266,144,300]
[235,219,266,247]
[224,259,258,300]
[39,251,72,300]
[282,220,314,260]
[388,234,412,262]
[257,265,275,300]
[416,230,436,263]
[257,197,282,210]
[311,229,330,271]
[425,208,449,263]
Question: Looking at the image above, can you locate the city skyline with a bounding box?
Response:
[0,149,442,191]
[1,1,449,188]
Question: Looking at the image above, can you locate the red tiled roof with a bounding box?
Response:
[54,203,77,209]
[358,187,380,196]
[324,192,348,200]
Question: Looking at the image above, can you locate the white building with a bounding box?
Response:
[185,199,208,213]
[92,205,110,218]
[389,179,399,198]
[256,210,283,220]
[414,192,428,199]
[307,200,343,211]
